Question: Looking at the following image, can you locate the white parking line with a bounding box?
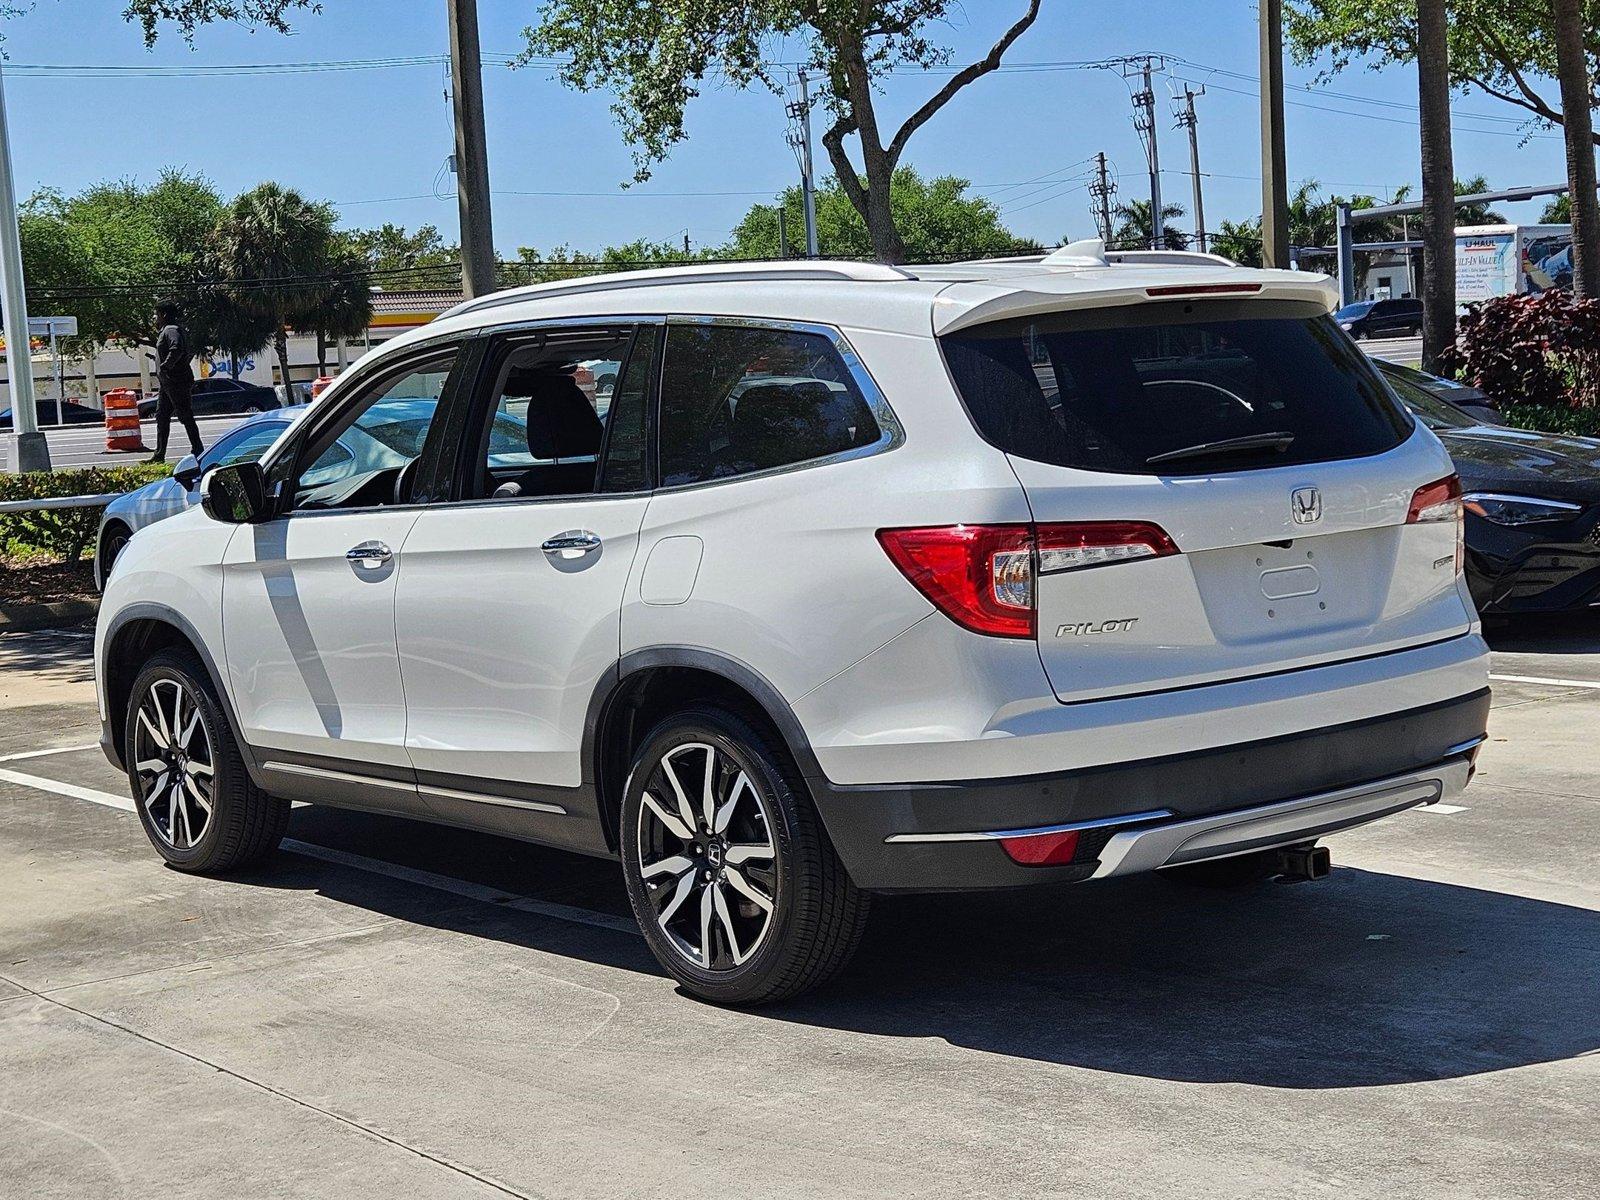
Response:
[1490,673,1600,691]
[0,743,101,764]
[0,752,640,939]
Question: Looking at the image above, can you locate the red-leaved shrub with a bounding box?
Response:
[1448,290,1600,410]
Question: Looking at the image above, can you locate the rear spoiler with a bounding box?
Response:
[931,272,1340,337]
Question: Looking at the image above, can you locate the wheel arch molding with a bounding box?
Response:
[585,647,825,855]
[99,602,258,783]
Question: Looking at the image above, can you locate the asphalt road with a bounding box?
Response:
[1,622,1597,1198]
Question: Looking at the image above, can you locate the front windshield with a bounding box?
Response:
[1380,369,1476,431]
[1335,301,1375,320]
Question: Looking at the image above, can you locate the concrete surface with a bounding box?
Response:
[1,623,1598,1198]
[0,414,251,471]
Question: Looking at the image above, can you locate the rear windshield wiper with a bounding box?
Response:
[1146,431,1296,466]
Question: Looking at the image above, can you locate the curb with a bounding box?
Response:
[0,597,99,633]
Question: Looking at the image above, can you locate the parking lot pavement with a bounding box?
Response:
[2,628,1598,1198]
[1361,334,1423,367]
[0,414,251,471]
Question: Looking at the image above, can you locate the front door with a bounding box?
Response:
[394,323,656,846]
[220,347,463,789]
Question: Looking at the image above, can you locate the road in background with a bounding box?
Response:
[0,624,1597,1197]
[1362,334,1424,366]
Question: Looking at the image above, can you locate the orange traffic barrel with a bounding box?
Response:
[104,388,147,452]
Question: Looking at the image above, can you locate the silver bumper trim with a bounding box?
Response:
[883,807,1173,845]
[1091,756,1474,879]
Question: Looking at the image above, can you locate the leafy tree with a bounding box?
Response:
[310,243,374,374]
[1454,175,1507,225]
[1545,193,1573,223]
[1287,0,1600,144]
[728,168,1035,261]
[500,239,716,288]
[525,1,1044,263]
[343,222,460,284]
[1212,218,1265,267]
[1110,199,1188,251]
[121,1,318,45]
[214,182,339,388]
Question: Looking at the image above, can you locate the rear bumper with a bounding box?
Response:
[812,687,1489,891]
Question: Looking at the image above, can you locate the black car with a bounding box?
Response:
[1375,359,1501,425]
[1384,365,1600,614]
[0,399,107,429]
[137,376,280,419]
[1336,296,1423,339]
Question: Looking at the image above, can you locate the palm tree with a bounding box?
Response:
[1553,0,1600,296]
[1111,199,1188,251]
[312,241,374,374]
[1416,0,1456,371]
[1453,176,1508,226]
[1212,218,1264,267]
[215,182,338,391]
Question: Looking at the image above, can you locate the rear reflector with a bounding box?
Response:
[1144,282,1264,298]
[876,521,1178,639]
[999,829,1080,866]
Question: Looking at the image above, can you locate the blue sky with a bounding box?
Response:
[0,1,1572,257]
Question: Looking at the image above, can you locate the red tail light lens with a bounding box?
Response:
[876,521,1178,639]
[876,524,1035,638]
[999,829,1080,866]
[1407,473,1464,575]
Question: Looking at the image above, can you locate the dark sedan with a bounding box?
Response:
[1384,366,1600,615]
[1375,359,1501,425]
[137,376,280,419]
[0,399,107,429]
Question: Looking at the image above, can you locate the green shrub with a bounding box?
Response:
[1497,402,1600,438]
[0,463,172,564]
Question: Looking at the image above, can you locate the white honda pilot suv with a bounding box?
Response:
[96,245,1491,1004]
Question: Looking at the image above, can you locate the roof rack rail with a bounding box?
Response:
[953,241,1242,271]
[441,259,918,321]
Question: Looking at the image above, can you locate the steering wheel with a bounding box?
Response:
[393,457,421,506]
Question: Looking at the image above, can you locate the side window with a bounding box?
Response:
[657,323,882,488]
[291,352,456,511]
[199,422,288,471]
[466,327,638,501]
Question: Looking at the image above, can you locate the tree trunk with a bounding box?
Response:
[316,328,328,375]
[839,42,905,264]
[1417,0,1456,372]
[274,327,292,399]
[1554,0,1600,297]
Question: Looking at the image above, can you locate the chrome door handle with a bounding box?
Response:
[346,540,392,569]
[541,531,602,557]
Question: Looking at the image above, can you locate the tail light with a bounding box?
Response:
[1407,473,1464,575]
[876,521,1178,639]
[999,829,1080,866]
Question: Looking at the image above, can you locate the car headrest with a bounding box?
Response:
[514,368,602,460]
[730,380,871,469]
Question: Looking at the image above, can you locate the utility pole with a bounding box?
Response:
[1175,85,1208,253]
[447,0,495,298]
[1260,0,1291,268]
[786,70,821,259]
[0,62,45,473]
[1125,58,1166,249]
[1089,152,1116,243]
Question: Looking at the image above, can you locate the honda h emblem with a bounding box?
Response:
[1291,486,1323,525]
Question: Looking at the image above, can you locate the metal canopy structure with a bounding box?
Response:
[1335,183,1577,306]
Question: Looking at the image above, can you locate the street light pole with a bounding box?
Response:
[0,61,46,473]
[447,0,495,299]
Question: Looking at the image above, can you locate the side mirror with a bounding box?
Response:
[199,461,269,524]
[172,454,202,489]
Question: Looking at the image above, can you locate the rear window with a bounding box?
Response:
[941,299,1412,476]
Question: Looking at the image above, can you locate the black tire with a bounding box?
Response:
[124,647,289,873]
[97,522,132,588]
[1161,850,1282,889]
[620,705,868,1006]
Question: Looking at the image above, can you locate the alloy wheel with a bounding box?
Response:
[132,678,215,850]
[635,741,778,970]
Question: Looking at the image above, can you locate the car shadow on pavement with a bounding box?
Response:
[232,809,1600,1091]
[1484,613,1600,655]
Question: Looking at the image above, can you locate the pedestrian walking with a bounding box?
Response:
[149,300,202,463]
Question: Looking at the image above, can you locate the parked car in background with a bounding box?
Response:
[138,376,280,419]
[1374,359,1501,425]
[0,399,106,429]
[1335,297,1423,339]
[1381,363,1600,614]
[95,252,1490,1005]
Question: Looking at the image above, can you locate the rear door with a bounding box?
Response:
[940,297,1471,703]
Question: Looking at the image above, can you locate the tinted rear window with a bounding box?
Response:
[941,300,1412,476]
